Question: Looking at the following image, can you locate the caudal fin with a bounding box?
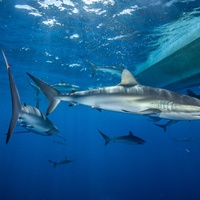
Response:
[2,50,21,144]
[154,123,167,132]
[26,73,61,115]
[87,61,97,77]
[27,79,40,96]
[97,128,111,146]
[81,57,97,77]
[48,160,57,168]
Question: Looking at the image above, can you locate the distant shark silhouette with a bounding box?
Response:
[48,156,73,168]
[27,69,200,121]
[2,50,62,144]
[81,57,124,77]
[98,128,145,145]
[173,137,192,142]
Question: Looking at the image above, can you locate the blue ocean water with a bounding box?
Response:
[1,0,200,200]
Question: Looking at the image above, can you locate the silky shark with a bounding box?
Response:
[51,81,79,93]
[28,79,79,94]
[98,129,145,145]
[27,69,200,121]
[48,156,73,168]
[2,50,60,144]
[82,57,124,77]
[173,137,192,142]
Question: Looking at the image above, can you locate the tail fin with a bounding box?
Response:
[81,57,97,77]
[27,79,40,96]
[48,160,57,168]
[154,123,167,132]
[2,50,21,144]
[27,79,41,109]
[87,60,97,77]
[26,73,61,115]
[35,97,41,109]
[97,128,111,146]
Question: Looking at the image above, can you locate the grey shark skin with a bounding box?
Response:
[2,50,59,144]
[98,129,145,145]
[27,69,200,121]
[48,157,73,168]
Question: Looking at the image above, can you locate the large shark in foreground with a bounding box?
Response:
[2,50,60,144]
[27,69,200,121]
[98,129,145,145]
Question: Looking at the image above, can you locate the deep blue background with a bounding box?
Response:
[1,0,200,200]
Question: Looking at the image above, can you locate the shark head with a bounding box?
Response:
[136,139,146,144]
[46,125,59,135]
[128,131,146,144]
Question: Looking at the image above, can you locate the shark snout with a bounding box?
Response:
[137,140,146,144]
[47,126,59,135]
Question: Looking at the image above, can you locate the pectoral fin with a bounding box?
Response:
[140,108,161,115]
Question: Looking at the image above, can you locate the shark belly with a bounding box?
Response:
[60,92,200,120]
[61,94,143,113]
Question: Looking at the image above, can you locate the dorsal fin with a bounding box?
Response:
[129,131,134,136]
[118,69,138,86]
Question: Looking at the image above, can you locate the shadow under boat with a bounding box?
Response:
[135,37,200,91]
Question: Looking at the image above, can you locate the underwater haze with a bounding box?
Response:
[1,0,200,200]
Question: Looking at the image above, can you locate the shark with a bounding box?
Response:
[51,81,80,93]
[48,156,73,168]
[2,50,60,144]
[173,137,192,142]
[26,69,200,121]
[28,79,79,94]
[98,128,145,145]
[81,57,124,77]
